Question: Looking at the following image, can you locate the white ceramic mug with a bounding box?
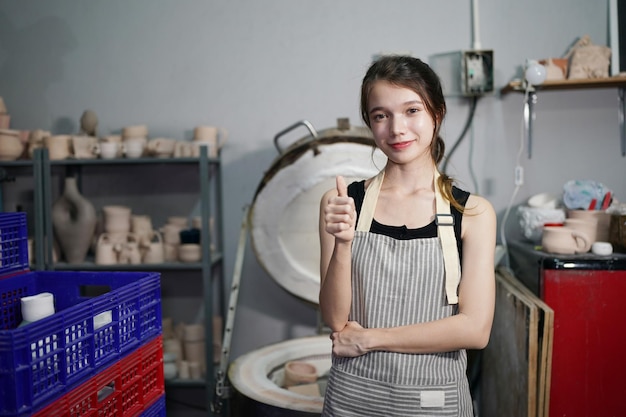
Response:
[96,141,118,159]
[542,226,590,254]
[123,138,145,158]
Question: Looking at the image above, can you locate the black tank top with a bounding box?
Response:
[347,180,469,259]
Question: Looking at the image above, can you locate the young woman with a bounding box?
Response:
[319,55,496,416]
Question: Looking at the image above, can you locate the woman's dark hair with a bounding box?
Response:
[360,55,462,210]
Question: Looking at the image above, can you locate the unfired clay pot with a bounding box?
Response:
[283,361,318,387]
[142,231,165,264]
[95,233,117,265]
[0,129,24,161]
[52,176,97,264]
[45,135,72,160]
[102,205,132,233]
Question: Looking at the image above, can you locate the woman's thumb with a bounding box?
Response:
[336,175,347,197]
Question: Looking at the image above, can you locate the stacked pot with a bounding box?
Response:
[161,316,223,381]
[94,206,165,265]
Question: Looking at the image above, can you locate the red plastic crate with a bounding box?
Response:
[31,335,164,417]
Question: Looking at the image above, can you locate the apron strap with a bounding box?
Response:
[434,171,460,304]
[355,169,461,304]
[356,170,384,232]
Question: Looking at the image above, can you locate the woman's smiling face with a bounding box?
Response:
[367,80,436,164]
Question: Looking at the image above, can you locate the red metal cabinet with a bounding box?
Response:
[509,241,626,417]
[540,258,626,417]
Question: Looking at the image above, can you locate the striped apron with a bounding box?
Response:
[322,170,473,417]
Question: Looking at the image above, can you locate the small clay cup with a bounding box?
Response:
[283,361,318,387]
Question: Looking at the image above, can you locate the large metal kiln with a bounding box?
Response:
[222,119,386,416]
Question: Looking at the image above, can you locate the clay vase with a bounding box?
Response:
[52,176,97,264]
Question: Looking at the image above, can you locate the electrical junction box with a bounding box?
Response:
[429,50,494,97]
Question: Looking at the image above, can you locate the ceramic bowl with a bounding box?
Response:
[178,243,201,263]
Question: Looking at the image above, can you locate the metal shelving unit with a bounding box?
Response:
[5,146,225,415]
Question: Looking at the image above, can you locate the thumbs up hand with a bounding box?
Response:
[323,176,356,243]
[336,175,348,197]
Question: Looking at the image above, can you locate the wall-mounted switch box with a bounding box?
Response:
[429,50,494,97]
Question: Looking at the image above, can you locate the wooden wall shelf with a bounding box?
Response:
[500,77,626,157]
[501,76,626,94]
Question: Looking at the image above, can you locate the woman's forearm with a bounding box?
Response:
[319,240,353,331]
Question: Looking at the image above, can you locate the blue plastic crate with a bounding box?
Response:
[0,212,29,276]
[0,269,162,416]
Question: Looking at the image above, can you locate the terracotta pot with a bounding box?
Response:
[0,129,24,161]
[563,218,597,247]
[131,214,153,246]
[52,176,97,264]
[142,231,164,264]
[193,126,228,157]
[122,124,148,138]
[71,135,99,159]
[283,361,318,387]
[147,138,177,158]
[102,205,132,233]
[168,216,189,228]
[174,141,194,158]
[164,242,178,262]
[27,130,50,159]
[0,114,10,129]
[567,209,611,242]
[45,135,72,160]
[160,223,182,245]
[178,243,201,263]
[117,233,141,265]
[95,233,118,265]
